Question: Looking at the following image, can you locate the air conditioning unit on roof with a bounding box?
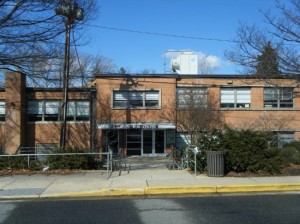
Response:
[170,52,198,75]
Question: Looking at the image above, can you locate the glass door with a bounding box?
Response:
[143,130,153,155]
[155,130,165,154]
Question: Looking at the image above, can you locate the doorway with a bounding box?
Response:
[142,130,165,155]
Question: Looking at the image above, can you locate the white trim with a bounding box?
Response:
[98,122,176,129]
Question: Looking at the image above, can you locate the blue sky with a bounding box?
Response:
[80,0,279,74]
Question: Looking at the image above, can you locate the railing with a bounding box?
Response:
[168,145,200,175]
[0,152,114,179]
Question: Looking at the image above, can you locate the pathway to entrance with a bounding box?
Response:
[125,156,171,170]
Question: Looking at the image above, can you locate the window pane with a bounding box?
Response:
[67,101,76,116]
[221,89,235,103]
[77,101,90,116]
[236,89,251,103]
[114,92,129,101]
[145,91,159,100]
[45,101,60,114]
[0,101,5,115]
[28,101,43,114]
[129,91,143,100]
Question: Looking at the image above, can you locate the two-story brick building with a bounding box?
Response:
[1,71,300,156]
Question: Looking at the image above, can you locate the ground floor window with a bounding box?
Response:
[276,132,294,148]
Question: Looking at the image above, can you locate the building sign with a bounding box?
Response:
[113,124,158,129]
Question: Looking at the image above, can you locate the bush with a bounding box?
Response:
[196,128,283,174]
[280,141,300,165]
[46,148,100,170]
[0,156,27,170]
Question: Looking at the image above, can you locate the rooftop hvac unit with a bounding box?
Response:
[170,52,198,75]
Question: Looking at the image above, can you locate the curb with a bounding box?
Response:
[37,183,300,199]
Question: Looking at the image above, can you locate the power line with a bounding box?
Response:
[88,24,238,43]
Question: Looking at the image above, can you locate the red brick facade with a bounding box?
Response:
[1,72,300,155]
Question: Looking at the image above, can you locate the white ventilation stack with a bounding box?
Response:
[170,52,198,75]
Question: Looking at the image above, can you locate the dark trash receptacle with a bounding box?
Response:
[206,150,225,177]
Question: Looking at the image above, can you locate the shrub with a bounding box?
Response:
[0,156,27,170]
[196,128,283,174]
[280,141,300,165]
[46,148,100,170]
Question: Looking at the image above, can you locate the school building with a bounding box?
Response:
[1,71,300,156]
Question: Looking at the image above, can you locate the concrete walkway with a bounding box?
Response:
[0,167,300,199]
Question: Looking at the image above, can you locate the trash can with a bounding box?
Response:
[206,150,225,177]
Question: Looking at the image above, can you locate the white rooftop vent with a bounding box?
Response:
[171,52,198,75]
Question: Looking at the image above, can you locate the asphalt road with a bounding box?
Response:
[0,194,300,224]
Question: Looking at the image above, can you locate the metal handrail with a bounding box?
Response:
[0,152,113,179]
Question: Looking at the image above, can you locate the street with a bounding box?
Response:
[0,194,299,224]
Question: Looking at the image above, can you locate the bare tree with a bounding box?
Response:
[160,87,223,145]
[0,0,97,77]
[225,0,300,77]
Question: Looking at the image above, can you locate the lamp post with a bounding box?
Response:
[55,0,84,148]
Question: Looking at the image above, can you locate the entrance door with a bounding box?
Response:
[155,130,165,154]
[143,130,153,154]
[142,130,165,155]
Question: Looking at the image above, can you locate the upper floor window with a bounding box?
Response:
[113,90,160,109]
[176,87,207,109]
[220,88,251,108]
[67,100,90,121]
[28,100,60,122]
[264,88,293,108]
[0,101,5,122]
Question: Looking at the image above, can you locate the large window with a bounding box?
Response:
[113,90,160,109]
[264,88,293,108]
[0,101,5,122]
[176,87,207,109]
[67,100,90,121]
[220,88,251,108]
[28,100,60,122]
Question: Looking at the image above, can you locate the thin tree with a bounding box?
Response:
[0,0,97,77]
[225,0,300,77]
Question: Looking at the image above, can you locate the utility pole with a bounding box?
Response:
[55,0,84,148]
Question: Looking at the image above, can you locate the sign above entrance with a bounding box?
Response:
[98,123,176,130]
[114,124,158,129]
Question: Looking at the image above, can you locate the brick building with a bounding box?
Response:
[1,71,300,156]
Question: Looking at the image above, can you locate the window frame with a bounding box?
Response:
[67,100,90,121]
[113,90,160,109]
[176,87,207,110]
[220,87,251,109]
[28,100,61,122]
[264,87,293,108]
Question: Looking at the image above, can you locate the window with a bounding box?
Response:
[221,88,251,108]
[0,101,5,122]
[28,100,60,122]
[113,90,159,109]
[176,87,207,109]
[264,88,293,108]
[67,100,90,121]
[275,132,294,148]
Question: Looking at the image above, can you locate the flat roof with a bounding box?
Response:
[95,73,295,79]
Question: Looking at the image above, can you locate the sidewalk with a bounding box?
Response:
[0,167,300,199]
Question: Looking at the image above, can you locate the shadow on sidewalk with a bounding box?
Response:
[124,156,172,170]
